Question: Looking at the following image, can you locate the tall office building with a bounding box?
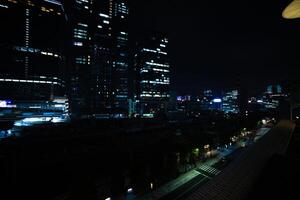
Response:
[0,0,131,119]
[0,0,67,100]
[199,90,214,110]
[266,84,283,96]
[111,0,130,117]
[134,32,170,117]
[64,0,93,116]
[65,0,130,118]
[222,89,239,114]
[262,84,285,110]
[89,0,113,117]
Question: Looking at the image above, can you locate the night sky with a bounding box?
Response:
[130,0,300,95]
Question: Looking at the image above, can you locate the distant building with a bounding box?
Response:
[222,89,239,114]
[264,84,285,109]
[177,95,192,102]
[248,84,287,114]
[212,98,223,111]
[167,90,178,111]
[266,84,283,96]
[0,0,67,101]
[134,32,170,117]
[177,95,194,111]
[198,90,213,110]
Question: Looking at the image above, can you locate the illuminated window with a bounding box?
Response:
[73,41,83,46]
[100,13,110,18]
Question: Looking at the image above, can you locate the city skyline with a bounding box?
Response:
[0,0,173,118]
[1,0,297,97]
[1,1,300,200]
[130,0,300,95]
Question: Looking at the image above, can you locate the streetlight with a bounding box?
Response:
[150,182,154,190]
[289,102,300,121]
[283,0,300,19]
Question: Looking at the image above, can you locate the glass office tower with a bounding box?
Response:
[0,0,67,100]
[134,32,170,117]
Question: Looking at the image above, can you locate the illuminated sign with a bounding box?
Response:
[0,101,7,108]
[213,98,222,103]
[0,100,15,108]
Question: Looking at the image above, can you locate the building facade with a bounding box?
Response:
[0,0,67,101]
[65,0,130,118]
[111,0,130,117]
[64,0,93,117]
[222,89,239,114]
[199,90,214,110]
[89,0,114,117]
[134,33,170,117]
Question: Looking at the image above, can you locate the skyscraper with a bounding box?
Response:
[222,89,239,114]
[199,90,214,110]
[134,32,170,117]
[65,0,130,118]
[0,0,67,100]
[266,84,283,96]
[263,84,285,110]
[111,0,130,117]
[64,0,93,117]
[89,0,113,117]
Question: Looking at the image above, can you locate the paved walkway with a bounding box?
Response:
[139,157,221,200]
[138,126,274,200]
[186,120,295,200]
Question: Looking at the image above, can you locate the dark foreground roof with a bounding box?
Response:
[185,120,295,200]
[246,122,300,200]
